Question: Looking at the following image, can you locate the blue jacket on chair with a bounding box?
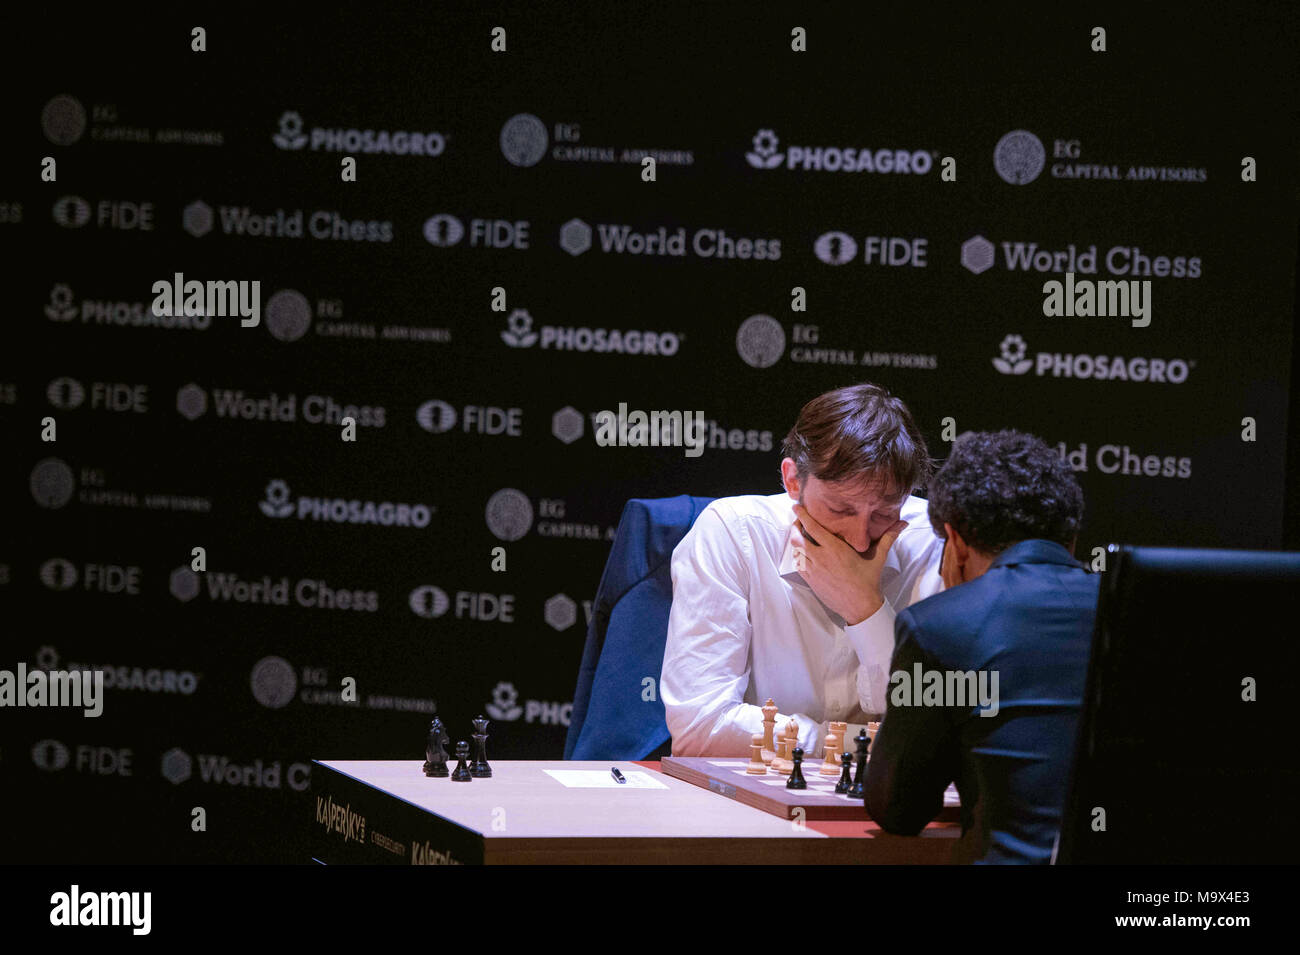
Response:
[564,494,716,761]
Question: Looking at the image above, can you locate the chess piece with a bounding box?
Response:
[777,719,798,775]
[819,729,842,776]
[422,717,450,777]
[835,752,853,794]
[848,730,869,798]
[761,698,778,764]
[746,733,767,774]
[786,747,807,790]
[470,714,492,777]
[451,741,473,781]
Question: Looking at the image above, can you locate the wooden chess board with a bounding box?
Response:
[660,756,962,822]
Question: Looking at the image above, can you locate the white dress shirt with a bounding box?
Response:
[661,491,944,758]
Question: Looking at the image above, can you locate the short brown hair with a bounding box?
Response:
[781,383,933,496]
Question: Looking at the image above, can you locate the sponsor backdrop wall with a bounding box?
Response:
[7,6,1298,862]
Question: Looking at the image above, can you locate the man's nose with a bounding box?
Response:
[845,513,873,553]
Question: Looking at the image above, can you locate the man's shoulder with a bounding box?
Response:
[700,492,792,531]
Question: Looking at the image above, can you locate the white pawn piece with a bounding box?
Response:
[746,733,767,774]
[819,729,841,776]
[761,698,778,764]
[777,719,798,776]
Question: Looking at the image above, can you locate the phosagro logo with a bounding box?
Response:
[501,308,682,356]
[992,335,1193,384]
[258,478,433,528]
[745,128,936,175]
[272,110,446,157]
[484,681,572,725]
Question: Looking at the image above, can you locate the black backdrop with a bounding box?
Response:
[6,3,1298,863]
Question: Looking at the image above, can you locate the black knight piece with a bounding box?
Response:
[451,741,474,781]
[422,717,450,777]
[835,751,853,794]
[848,729,869,799]
[470,714,492,777]
[786,747,807,790]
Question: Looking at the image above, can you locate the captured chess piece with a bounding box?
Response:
[760,698,778,764]
[835,752,853,794]
[470,714,492,777]
[451,741,474,781]
[422,717,450,777]
[848,729,869,799]
[786,747,808,790]
[746,733,767,774]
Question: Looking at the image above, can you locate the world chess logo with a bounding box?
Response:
[52,195,92,228]
[46,377,86,410]
[415,399,457,433]
[544,594,577,631]
[485,682,523,721]
[500,309,538,348]
[484,488,534,541]
[422,213,465,247]
[42,94,87,146]
[176,384,208,421]
[40,558,78,591]
[45,284,78,321]
[260,479,294,518]
[735,315,786,369]
[32,739,71,772]
[813,231,858,265]
[272,111,309,150]
[170,567,200,603]
[961,235,996,274]
[551,406,584,444]
[31,457,76,509]
[250,656,298,709]
[161,747,193,784]
[559,218,592,256]
[500,113,548,167]
[182,199,214,238]
[37,646,60,670]
[745,129,784,169]
[264,289,312,342]
[992,335,1033,375]
[994,129,1046,185]
[408,585,450,618]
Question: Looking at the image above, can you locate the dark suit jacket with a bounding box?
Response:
[863,538,1099,863]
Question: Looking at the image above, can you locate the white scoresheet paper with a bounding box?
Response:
[543,769,669,790]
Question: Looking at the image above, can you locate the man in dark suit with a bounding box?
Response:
[863,429,1098,863]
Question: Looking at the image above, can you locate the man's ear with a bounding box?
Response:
[780,458,801,498]
[944,523,971,563]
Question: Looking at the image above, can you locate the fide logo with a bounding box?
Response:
[53,195,92,228]
[264,289,312,342]
[250,656,298,709]
[409,585,450,618]
[992,335,1033,375]
[46,377,86,409]
[813,232,858,265]
[994,130,1046,185]
[500,113,548,167]
[485,682,524,721]
[40,558,78,590]
[273,111,309,150]
[485,488,534,541]
[422,214,465,247]
[33,739,72,772]
[501,309,538,348]
[735,315,786,369]
[415,399,457,433]
[42,94,88,146]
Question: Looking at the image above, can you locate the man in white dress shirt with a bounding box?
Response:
[661,382,944,757]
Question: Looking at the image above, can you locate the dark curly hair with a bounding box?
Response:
[927,430,1084,554]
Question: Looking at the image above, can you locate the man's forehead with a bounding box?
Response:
[817,475,906,506]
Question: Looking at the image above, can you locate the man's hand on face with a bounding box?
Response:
[791,503,908,626]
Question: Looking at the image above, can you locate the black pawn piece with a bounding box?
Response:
[786,747,807,790]
[470,714,492,778]
[451,741,473,781]
[834,752,853,794]
[422,717,449,777]
[848,730,869,799]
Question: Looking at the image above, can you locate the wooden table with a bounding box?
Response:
[312,759,966,864]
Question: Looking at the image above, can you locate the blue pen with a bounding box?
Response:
[611,767,626,784]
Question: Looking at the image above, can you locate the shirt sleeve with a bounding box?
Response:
[661,506,796,757]
[862,610,960,834]
[842,527,944,716]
